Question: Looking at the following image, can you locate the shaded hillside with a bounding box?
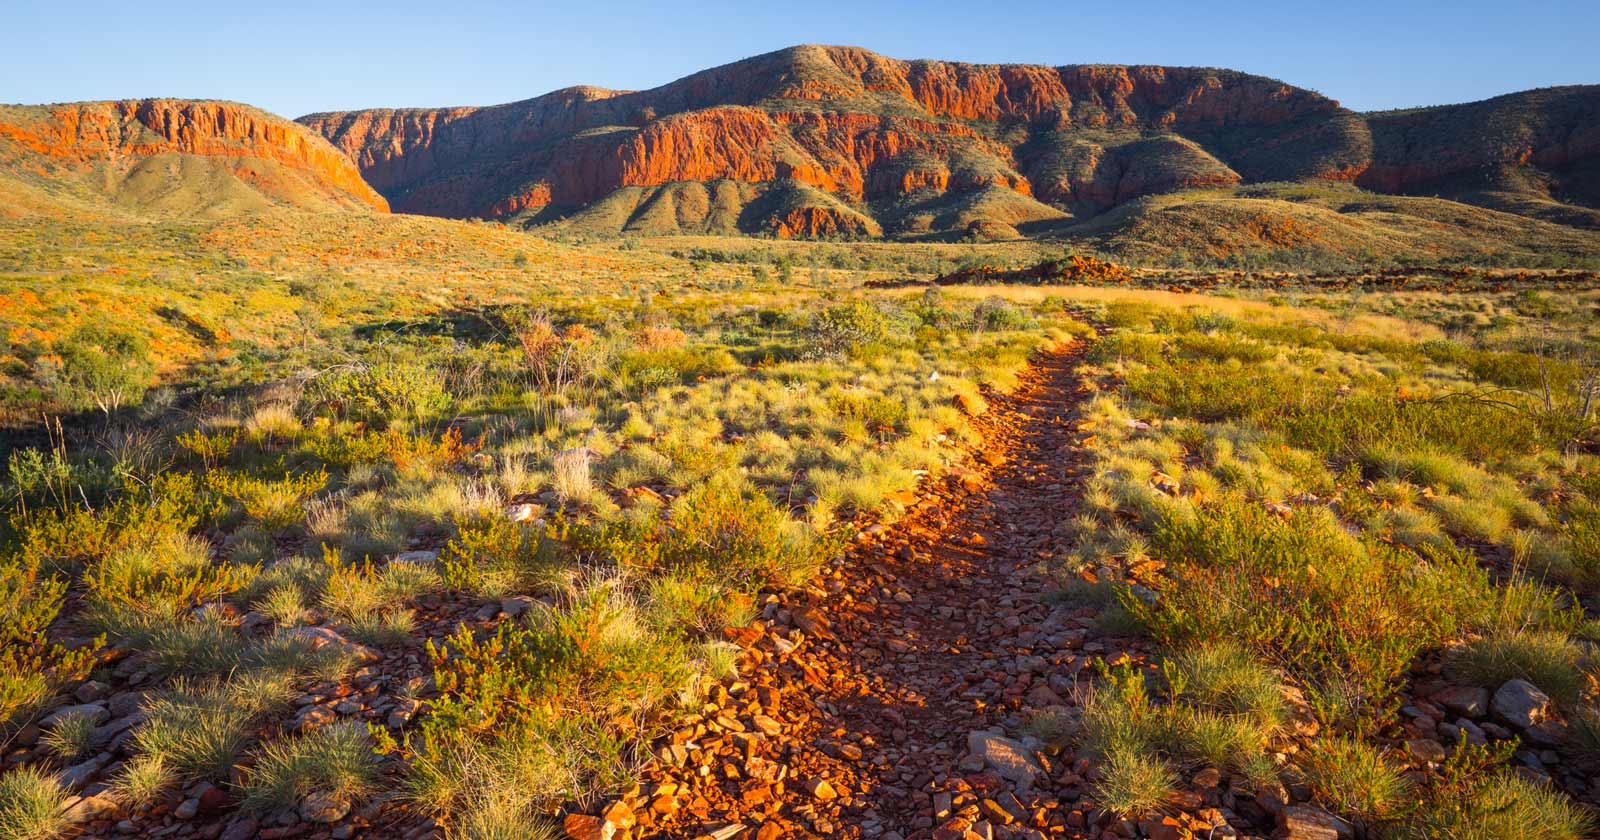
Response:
[1362,85,1600,229]
[0,99,389,219]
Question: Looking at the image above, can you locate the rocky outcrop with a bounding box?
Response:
[0,99,389,215]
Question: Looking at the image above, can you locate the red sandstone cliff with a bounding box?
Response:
[0,99,389,214]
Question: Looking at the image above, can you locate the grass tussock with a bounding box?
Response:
[0,766,68,840]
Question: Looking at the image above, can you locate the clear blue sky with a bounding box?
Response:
[2,0,1595,117]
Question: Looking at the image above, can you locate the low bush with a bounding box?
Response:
[407,575,699,828]
[81,531,244,643]
[440,514,566,598]
[41,710,96,760]
[211,468,328,533]
[1131,502,1484,727]
[300,359,451,427]
[1298,737,1410,825]
[1392,769,1594,839]
[803,301,902,360]
[0,560,99,725]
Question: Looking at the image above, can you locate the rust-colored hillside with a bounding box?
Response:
[0,99,388,219]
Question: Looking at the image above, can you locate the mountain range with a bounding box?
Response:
[4,45,1598,260]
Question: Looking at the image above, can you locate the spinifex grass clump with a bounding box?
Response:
[131,672,297,783]
[0,766,67,840]
[1080,653,1289,818]
[241,721,381,812]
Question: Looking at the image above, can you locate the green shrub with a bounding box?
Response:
[53,323,155,418]
[41,710,96,760]
[1163,643,1287,731]
[440,514,566,598]
[211,468,327,532]
[970,297,1035,332]
[803,301,899,360]
[1561,497,1600,589]
[301,359,450,426]
[577,476,837,590]
[0,560,99,725]
[409,575,697,823]
[82,531,244,643]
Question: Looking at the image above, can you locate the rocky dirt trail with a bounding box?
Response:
[586,327,1167,840]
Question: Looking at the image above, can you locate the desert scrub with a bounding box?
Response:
[406,575,701,826]
[210,468,328,533]
[1078,660,1285,816]
[0,559,99,724]
[80,530,245,643]
[110,754,176,809]
[1130,501,1485,726]
[1391,768,1594,839]
[575,475,841,590]
[41,709,97,760]
[1297,737,1410,825]
[802,299,905,360]
[299,357,451,427]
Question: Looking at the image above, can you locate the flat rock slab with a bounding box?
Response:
[965,731,1044,787]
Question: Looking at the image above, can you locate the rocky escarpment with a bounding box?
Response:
[299,45,1371,235]
[0,99,389,217]
[300,45,1600,239]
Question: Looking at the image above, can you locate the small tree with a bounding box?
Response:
[54,325,154,420]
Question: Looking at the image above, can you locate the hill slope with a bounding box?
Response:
[0,99,389,219]
[299,45,1599,253]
